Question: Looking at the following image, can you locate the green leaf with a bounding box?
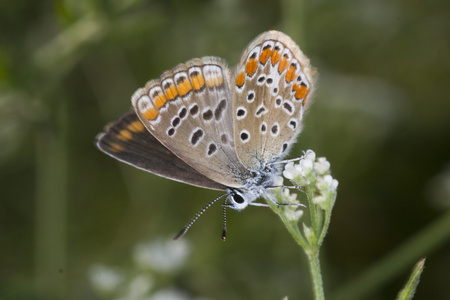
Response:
[396,258,426,300]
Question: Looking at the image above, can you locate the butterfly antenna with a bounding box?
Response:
[221,198,228,241]
[174,193,227,241]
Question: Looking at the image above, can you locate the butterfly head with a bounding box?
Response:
[226,162,281,211]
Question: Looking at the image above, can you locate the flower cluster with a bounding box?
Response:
[88,237,191,300]
[283,150,338,211]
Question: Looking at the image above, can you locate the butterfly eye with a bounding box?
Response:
[232,193,245,204]
[228,190,249,211]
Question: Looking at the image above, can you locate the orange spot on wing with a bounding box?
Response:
[128,121,144,133]
[293,83,308,101]
[236,71,245,88]
[245,58,258,77]
[285,65,297,82]
[143,108,158,120]
[302,91,310,106]
[271,49,281,65]
[259,47,272,65]
[206,75,223,87]
[206,78,214,87]
[214,75,223,86]
[154,94,167,109]
[165,84,178,100]
[177,79,193,97]
[110,143,124,152]
[117,129,132,141]
[278,55,289,74]
[191,73,205,91]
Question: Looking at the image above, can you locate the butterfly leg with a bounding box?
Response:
[262,189,306,208]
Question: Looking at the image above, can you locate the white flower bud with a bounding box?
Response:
[314,157,330,175]
[304,150,316,161]
[285,209,304,222]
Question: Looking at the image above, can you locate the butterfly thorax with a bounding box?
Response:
[227,162,280,211]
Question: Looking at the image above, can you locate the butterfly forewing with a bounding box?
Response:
[132,57,252,188]
[96,111,227,190]
[232,31,316,170]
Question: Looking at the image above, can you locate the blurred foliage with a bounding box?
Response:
[1,0,449,299]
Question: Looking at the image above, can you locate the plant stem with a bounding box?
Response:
[318,192,336,246]
[268,199,309,249]
[307,249,325,300]
[268,197,325,300]
[306,187,320,238]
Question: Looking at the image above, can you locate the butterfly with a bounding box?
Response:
[96,31,316,239]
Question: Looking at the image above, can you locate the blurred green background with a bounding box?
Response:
[1,0,449,299]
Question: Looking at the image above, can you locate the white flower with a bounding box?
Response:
[314,157,331,175]
[149,288,190,300]
[283,152,315,182]
[127,274,154,298]
[89,264,124,293]
[283,161,300,180]
[273,175,284,186]
[316,175,339,193]
[304,150,316,162]
[331,178,339,190]
[313,195,326,204]
[282,188,298,204]
[299,158,314,176]
[133,238,190,273]
[284,209,304,222]
[279,189,304,222]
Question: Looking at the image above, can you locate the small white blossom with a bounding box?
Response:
[276,189,304,222]
[313,195,328,210]
[133,238,190,273]
[89,264,124,293]
[273,175,284,186]
[331,178,339,190]
[314,157,331,175]
[283,161,300,180]
[316,175,338,193]
[284,209,304,222]
[127,274,154,298]
[299,158,314,175]
[313,195,326,204]
[282,188,298,204]
[149,288,190,300]
[283,153,315,185]
[304,150,316,162]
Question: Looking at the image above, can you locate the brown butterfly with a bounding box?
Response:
[96,31,316,239]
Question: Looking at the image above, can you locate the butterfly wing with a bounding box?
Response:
[132,57,252,188]
[96,111,227,191]
[232,31,317,170]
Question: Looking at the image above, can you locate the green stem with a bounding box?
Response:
[307,250,325,300]
[268,199,309,249]
[306,187,320,237]
[284,215,310,250]
[268,196,325,300]
[318,192,336,246]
